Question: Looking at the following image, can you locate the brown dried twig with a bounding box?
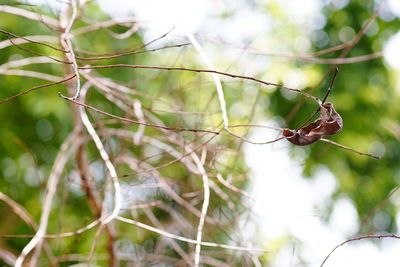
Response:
[320,234,400,267]
[0,75,76,105]
[60,96,221,135]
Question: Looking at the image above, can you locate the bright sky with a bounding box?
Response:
[30,0,400,265]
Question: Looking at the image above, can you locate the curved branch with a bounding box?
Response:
[321,234,400,267]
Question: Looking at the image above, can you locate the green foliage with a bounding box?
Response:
[0,0,399,266]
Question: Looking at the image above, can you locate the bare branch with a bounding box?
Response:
[0,56,59,69]
[321,234,400,267]
[59,0,81,100]
[78,64,321,103]
[320,138,380,159]
[72,18,136,35]
[190,151,211,266]
[0,75,76,105]
[0,29,66,52]
[0,5,59,27]
[0,69,62,81]
[14,131,77,267]
[187,32,229,128]
[60,96,221,135]
[116,216,267,253]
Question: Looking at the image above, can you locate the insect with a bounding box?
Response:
[283,68,342,146]
[228,68,380,159]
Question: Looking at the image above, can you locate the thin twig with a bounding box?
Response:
[115,131,219,178]
[59,0,81,100]
[14,131,77,267]
[78,83,121,225]
[0,5,59,27]
[0,69,62,82]
[215,173,253,200]
[142,208,192,265]
[122,200,163,210]
[225,128,286,145]
[133,100,145,145]
[0,35,59,50]
[320,138,380,159]
[6,36,71,64]
[228,124,284,131]
[187,32,229,128]
[108,23,138,39]
[320,234,400,267]
[78,64,321,104]
[60,96,220,135]
[0,29,67,52]
[75,43,190,61]
[249,50,382,64]
[71,17,136,36]
[0,192,36,228]
[0,56,58,69]
[190,152,211,267]
[0,75,76,105]
[78,82,120,266]
[116,216,267,253]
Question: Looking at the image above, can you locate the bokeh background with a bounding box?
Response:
[1,0,400,266]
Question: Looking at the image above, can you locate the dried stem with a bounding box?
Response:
[187,32,229,128]
[14,131,77,267]
[59,0,81,100]
[78,64,321,104]
[320,138,380,159]
[116,216,267,253]
[61,96,221,135]
[0,75,76,105]
[190,151,211,266]
[0,5,59,28]
[0,29,67,52]
[320,234,400,267]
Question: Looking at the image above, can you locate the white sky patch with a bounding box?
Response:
[387,0,400,17]
[384,31,400,69]
[97,0,207,41]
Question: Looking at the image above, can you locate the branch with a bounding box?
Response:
[72,17,136,35]
[0,29,66,52]
[78,64,321,104]
[77,84,121,225]
[60,96,220,135]
[0,69,62,81]
[190,152,211,266]
[321,234,400,267]
[0,56,59,69]
[187,32,229,129]
[116,216,267,253]
[320,138,381,159]
[14,131,77,267]
[0,5,59,28]
[0,75,76,105]
[59,0,81,100]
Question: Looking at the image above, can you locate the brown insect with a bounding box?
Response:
[283,68,342,145]
[228,68,380,159]
[283,101,343,146]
